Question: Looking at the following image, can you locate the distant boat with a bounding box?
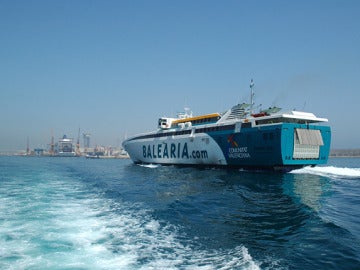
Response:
[55,135,77,157]
[122,81,331,171]
[85,146,129,159]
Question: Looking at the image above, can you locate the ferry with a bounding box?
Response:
[55,135,77,157]
[122,82,331,171]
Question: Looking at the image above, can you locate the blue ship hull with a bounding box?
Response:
[208,123,331,171]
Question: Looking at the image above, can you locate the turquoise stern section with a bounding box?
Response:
[280,123,331,166]
[209,123,331,169]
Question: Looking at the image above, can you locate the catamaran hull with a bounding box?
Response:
[123,123,331,171]
[124,135,226,165]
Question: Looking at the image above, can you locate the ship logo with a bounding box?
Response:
[227,134,238,147]
[227,135,251,159]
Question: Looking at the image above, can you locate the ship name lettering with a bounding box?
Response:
[229,147,248,153]
[228,146,251,159]
[142,142,207,160]
[171,143,176,158]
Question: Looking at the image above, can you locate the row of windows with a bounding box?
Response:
[190,116,221,125]
[171,116,221,128]
[195,124,235,133]
[129,124,237,141]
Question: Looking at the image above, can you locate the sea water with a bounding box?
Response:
[0,156,359,270]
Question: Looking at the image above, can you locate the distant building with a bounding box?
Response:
[83,133,91,149]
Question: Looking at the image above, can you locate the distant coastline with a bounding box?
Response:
[330,149,360,158]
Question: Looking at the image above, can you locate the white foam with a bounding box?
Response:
[138,164,160,168]
[291,166,360,179]
[0,170,261,270]
[144,220,161,231]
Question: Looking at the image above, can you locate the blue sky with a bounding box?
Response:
[0,0,359,151]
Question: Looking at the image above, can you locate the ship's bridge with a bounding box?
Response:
[158,117,175,130]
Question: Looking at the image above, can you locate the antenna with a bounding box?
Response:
[302,101,307,111]
[250,79,255,113]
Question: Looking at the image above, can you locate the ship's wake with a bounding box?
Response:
[0,167,261,270]
[291,166,360,179]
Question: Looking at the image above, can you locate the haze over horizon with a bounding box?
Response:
[1,0,359,151]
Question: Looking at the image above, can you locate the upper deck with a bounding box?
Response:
[158,104,328,132]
